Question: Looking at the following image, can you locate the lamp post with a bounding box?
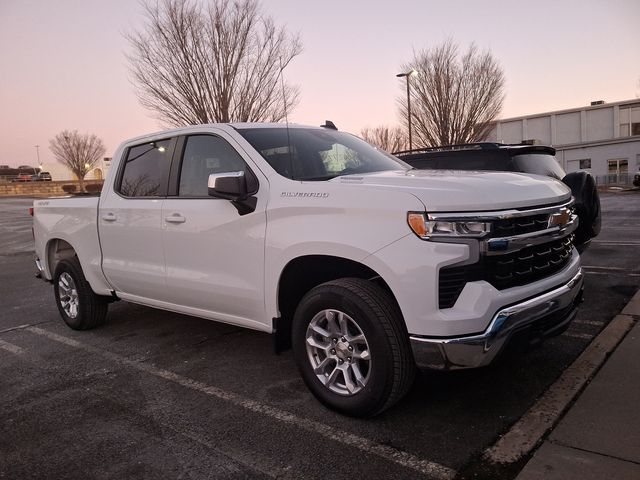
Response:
[396,70,416,150]
[34,145,41,173]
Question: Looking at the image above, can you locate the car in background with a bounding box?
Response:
[31,171,52,181]
[12,173,33,182]
[395,143,601,252]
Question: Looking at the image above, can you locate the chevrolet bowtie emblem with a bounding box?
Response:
[548,208,571,228]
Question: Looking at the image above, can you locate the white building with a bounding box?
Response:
[41,157,112,182]
[484,99,640,184]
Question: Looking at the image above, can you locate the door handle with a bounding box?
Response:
[102,213,117,222]
[165,214,186,224]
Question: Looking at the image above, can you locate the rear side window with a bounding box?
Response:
[511,154,566,180]
[118,139,173,197]
[178,135,248,197]
[402,152,512,171]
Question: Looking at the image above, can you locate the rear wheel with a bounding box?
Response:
[292,278,415,417]
[53,257,108,330]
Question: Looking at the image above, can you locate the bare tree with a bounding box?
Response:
[399,40,505,147]
[360,125,408,153]
[49,130,106,192]
[126,0,302,127]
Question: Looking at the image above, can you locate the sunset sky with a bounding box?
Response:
[1,0,638,167]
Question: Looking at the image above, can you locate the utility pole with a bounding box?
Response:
[396,70,416,150]
[34,145,41,173]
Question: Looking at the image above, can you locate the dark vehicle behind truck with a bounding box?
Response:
[395,143,601,252]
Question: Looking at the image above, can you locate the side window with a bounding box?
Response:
[179,135,247,197]
[119,139,173,197]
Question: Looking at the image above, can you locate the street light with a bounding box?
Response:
[396,70,417,150]
[34,145,41,173]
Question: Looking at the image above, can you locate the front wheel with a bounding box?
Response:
[53,257,108,330]
[292,278,415,417]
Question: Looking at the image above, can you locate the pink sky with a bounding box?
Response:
[1,0,638,167]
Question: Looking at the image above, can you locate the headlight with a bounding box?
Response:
[408,212,491,239]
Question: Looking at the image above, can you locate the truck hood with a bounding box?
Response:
[332,169,571,212]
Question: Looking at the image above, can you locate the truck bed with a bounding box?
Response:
[33,196,111,295]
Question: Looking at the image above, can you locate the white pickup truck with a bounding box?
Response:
[33,123,583,417]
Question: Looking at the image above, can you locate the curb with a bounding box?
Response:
[484,289,640,464]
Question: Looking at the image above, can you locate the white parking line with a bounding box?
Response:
[26,326,457,480]
[562,332,593,340]
[0,339,24,355]
[582,266,629,271]
[572,319,604,327]
[484,314,635,464]
[592,241,640,246]
[0,322,50,335]
[584,271,640,277]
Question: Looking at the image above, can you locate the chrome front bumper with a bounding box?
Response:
[410,269,584,370]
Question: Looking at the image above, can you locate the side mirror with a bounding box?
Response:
[207,171,258,216]
[208,171,247,200]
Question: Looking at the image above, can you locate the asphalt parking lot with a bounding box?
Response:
[1,192,638,480]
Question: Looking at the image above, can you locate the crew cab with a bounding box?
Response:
[33,124,584,417]
[395,143,601,252]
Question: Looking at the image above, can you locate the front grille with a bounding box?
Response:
[485,235,573,289]
[494,214,549,236]
[439,235,574,309]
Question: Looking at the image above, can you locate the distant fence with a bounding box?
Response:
[594,173,633,187]
[0,180,104,197]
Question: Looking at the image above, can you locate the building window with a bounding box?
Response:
[607,158,629,184]
[608,159,628,173]
[579,159,591,169]
[619,105,640,137]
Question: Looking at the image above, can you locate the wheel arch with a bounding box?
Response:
[46,238,78,278]
[44,237,114,297]
[273,254,400,352]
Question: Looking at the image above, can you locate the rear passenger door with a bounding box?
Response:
[161,131,268,329]
[99,138,175,301]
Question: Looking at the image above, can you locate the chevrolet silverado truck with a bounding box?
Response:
[33,123,584,417]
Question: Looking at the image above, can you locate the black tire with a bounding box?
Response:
[292,278,415,417]
[53,257,108,330]
[562,171,601,249]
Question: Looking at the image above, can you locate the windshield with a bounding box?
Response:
[237,127,409,180]
[511,154,566,180]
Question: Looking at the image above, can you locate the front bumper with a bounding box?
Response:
[410,269,584,370]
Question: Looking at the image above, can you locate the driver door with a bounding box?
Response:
[161,131,268,329]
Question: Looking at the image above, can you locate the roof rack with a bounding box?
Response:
[393,143,502,156]
[393,142,554,156]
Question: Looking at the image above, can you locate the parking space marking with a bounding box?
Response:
[584,271,640,277]
[562,332,593,340]
[484,314,635,464]
[573,319,604,327]
[0,339,24,355]
[25,326,457,480]
[592,241,640,246]
[0,322,52,335]
[583,266,630,271]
